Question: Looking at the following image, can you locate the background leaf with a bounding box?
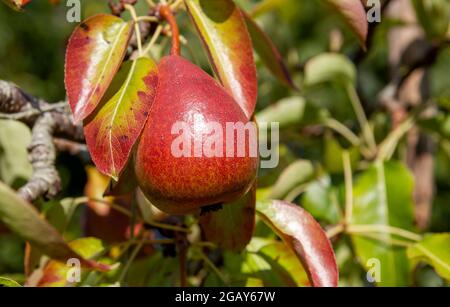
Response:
[408,233,450,280]
[65,14,133,122]
[350,160,415,286]
[256,200,338,287]
[0,181,109,271]
[243,11,296,89]
[304,53,356,87]
[0,120,32,188]
[185,0,257,118]
[200,183,256,252]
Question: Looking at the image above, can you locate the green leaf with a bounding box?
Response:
[200,183,256,252]
[324,135,360,174]
[0,181,110,272]
[243,11,297,89]
[255,96,325,129]
[412,0,450,40]
[269,159,316,200]
[256,200,338,287]
[0,120,32,188]
[350,160,415,286]
[304,53,356,87]
[324,0,368,48]
[0,276,22,287]
[302,175,342,225]
[408,233,450,280]
[184,0,257,118]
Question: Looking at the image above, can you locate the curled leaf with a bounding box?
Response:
[256,200,338,287]
[325,0,368,48]
[185,0,257,118]
[243,11,297,89]
[65,14,134,123]
[83,57,159,179]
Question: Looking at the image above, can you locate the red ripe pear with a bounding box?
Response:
[134,55,259,215]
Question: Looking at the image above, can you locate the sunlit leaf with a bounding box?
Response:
[269,159,315,200]
[28,237,108,287]
[200,183,256,252]
[65,14,134,122]
[302,175,342,225]
[256,200,338,287]
[408,233,450,280]
[304,53,356,87]
[255,96,325,130]
[0,276,22,287]
[0,181,110,272]
[185,0,257,118]
[350,160,415,286]
[243,11,297,89]
[324,0,368,48]
[83,57,158,179]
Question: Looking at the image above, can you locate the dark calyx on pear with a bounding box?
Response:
[135,55,259,215]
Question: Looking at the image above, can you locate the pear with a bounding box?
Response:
[135,55,258,214]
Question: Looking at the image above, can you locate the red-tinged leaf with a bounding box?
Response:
[256,200,338,287]
[65,14,134,123]
[83,57,158,180]
[325,0,368,48]
[2,0,31,10]
[185,0,258,119]
[0,181,110,272]
[243,11,297,89]
[27,237,109,287]
[200,183,256,252]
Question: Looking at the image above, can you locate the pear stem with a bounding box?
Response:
[159,5,181,56]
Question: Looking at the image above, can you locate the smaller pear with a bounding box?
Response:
[135,55,259,215]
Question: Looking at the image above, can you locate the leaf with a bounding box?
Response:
[185,0,257,119]
[243,11,297,89]
[83,57,158,179]
[0,276,22,287]
[1,0,31,11]
[304,53,356,87]
[408,233,450,280]
[0,120,32,188]
[302,175,342,225]
[29,237,107,287]
[200,183,256,252]
[350,160,415,286]
[255,96,325,129]
[65,14,134,123]
[256,200,338,287]
[412,0,450,41]
[269,159,316,200]
[0,181,110,272]
[324,0,368,48]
